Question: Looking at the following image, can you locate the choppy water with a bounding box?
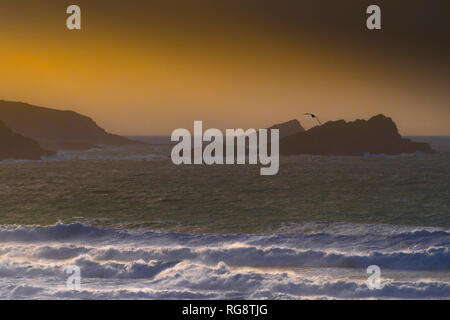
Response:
[0,136,449,299]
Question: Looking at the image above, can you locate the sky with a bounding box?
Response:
[0,0,449,135]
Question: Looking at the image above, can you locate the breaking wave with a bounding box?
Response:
[0,223,449,299]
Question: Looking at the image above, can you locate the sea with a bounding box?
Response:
[0,136,448,299]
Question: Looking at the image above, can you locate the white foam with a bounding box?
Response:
[0,222,448,299]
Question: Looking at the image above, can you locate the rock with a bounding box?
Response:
[280,114,436,156]
[267,119,305,139]
[0,121,54,160]
[0,100,143,151]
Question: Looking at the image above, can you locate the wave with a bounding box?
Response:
[1,222,448,250]
[0,146,168,163]
[2,258,449,299]
[0,222,449,299]
[43,152,167,162]
[363,152,427,158]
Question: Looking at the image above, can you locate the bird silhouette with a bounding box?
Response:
[304,113,322,125]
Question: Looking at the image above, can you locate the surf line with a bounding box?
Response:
[171,121,279,175]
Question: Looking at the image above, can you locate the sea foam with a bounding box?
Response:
[0,222,448,299]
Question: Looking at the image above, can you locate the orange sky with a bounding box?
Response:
[0,1,449,135]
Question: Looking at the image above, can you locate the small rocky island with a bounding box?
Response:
[280,114,436,156]
[0,121,54,160]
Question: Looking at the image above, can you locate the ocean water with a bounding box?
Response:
[0,137,449,299]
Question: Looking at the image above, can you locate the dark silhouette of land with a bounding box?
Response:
[180,116,436,161]
[0,121,54,160]
[280,114,436,156]
[0,100,437,160]
[267,119,305,139]
[0,100,143,151]
[184,119,306,159]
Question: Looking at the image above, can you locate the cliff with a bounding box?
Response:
[0,100,142,150]
[280,114,436,156]
[0,121,54,160]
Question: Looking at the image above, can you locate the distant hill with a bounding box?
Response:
[280,114,436,156]
[0,100,143,150]
[0,121,54,160]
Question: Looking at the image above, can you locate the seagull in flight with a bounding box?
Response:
[304,113,322,125]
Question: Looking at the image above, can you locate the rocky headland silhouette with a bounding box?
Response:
[280,114,436,156]
[0,100,142,151]
[0,121,54,160]
[0,100,437,161]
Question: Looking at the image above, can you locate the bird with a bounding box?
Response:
[304,113,322,125]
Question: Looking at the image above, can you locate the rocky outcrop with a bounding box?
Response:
[280,114,436,156]
[267,119,305,139]
[0,100,143,150]
[0,121,54,160]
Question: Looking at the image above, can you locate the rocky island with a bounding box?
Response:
[280,114,436,156]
